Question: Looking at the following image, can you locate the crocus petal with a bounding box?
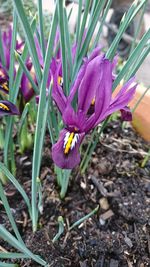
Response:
[101,83,137,120]
[54,29,61,60]
[88,46,102,61]
[68,62,87,103]
[52,129,85,169]
[1,27,23,75]
[78,54,104,113]
[84,57,113,132]
[120,106,132,121]
[113,77,135,101]
[0,77,9,94]
[20,72,35,102]
[63,105,86,131]
[0,100,19,116]
[95,58,113,120]
[51,61,66,113]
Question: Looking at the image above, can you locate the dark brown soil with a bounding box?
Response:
[0,121,150,267]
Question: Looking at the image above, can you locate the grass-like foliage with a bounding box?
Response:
[0,0,150,265]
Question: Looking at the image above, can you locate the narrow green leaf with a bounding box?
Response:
[92,0,112,49]
[141,147,150,167]
[0,262,18,267]
[77,0,91,51]
[58,0,68,94]
[60,169,71,199]
[0,225,47,266]
[18,103,30,139]
[75,0,82,44]
[64,9,73,79]
[72,0,106,79]
[129,1,147,54]
[126,45,150,80]
[0,181,24,244]
[13,0,42,85]
[113,29,150,90]
[88,0,97,26]
[9,11,18,101]
[69,205,99,230]
[0,253,28,259]
[52,216,64,243]
[37,0,46,59]
[0,29,6,67]
[4,11,18,170]
[32,5,58,232]
[106,0,148,60]
[0,162,31,217]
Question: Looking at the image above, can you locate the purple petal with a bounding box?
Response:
[20,73,35,102]
[78,54,104,113]
[54,29,61,60]
[0,100,19,116]
[52,129,85,169]
[62,106,86,131]
[51,61,66,113]
[84,57,113,132]
[0,77,9,94]
[88,46,102,61]
[113,77,135,101]
[1,27,23,75]
[100,82,137,120]
[95,58,113,120]
[68,62,87,103]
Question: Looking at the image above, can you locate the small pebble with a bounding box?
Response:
[99,197,109,210]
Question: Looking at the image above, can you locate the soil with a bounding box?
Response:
[0,121,150,267]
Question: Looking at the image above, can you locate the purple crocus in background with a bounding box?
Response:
[0,77,9,94]
[51,49,136,169]
[20,61,36,102]
[0,77,19,117]
[0,27,23,78]
[0,100,19,116]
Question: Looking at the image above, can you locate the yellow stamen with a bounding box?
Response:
[2,82,9,92]
[64,132,74,155]
[0,103,10,111]
[58,76,63,87]
[91,98,95,105]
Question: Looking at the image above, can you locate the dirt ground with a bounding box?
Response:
[0,120,150,267]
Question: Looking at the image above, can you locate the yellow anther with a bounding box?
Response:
[91,98,95,105]
[2,82,9,92]
[0,103,10,111]
[64,132,74,155]
[58,76,63,87]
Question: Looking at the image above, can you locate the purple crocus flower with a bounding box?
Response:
[0,100,19,116]
[20,61,36,102]
[0,77,9,94]
[0,27,23,77]
[0,77,19,117]
[51,50,136,169]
